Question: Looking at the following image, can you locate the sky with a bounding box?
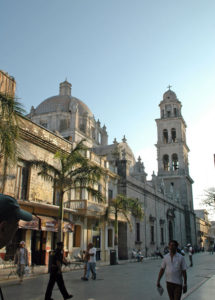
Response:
[1,0,215,213]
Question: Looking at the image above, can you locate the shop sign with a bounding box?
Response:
[19,217,39,230]
[40,217,58,232]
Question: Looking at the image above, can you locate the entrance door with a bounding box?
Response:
[31,231,47,265]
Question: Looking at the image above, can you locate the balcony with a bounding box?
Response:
[67,200,108,216]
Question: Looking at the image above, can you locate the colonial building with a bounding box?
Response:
[0,74,117,264]
[28,80,197,259]
[0,70,16,97]
[195,209,213,250]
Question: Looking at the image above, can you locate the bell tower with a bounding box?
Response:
[155,87,195,244]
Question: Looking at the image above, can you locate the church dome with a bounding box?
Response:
[33,80,93,117]
[163,89,177,101]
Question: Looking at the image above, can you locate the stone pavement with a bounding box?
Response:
[1,254,215,299]
[0,256,156,282]
[182,275,215,300]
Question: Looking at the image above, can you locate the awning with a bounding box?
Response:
[63,222,74,232]
[39,216,58,232]
[19,215,73,233]
[19,216,40,230]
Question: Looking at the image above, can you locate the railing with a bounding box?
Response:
[69,200,107,214]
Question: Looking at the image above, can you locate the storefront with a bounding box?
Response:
[18,215,74,265]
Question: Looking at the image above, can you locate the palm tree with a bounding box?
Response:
[107,194,144,246]
[0,92,25,193]
[29,140,105,242]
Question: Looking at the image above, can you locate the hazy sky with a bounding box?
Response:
[1,0,215,212]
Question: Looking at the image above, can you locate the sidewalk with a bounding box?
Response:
[0,256,156,283]
[182,275,215,300]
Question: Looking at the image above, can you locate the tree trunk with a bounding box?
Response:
[57,190,64,242]
[1,157,8,194]
[114,211,118,246]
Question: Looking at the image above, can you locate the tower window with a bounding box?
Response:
[163,155,169,171]
[172,153,179,170]
[163,129,168,144]
[171,128,176,142]
[174,108,178,117]
[161,109,164,118]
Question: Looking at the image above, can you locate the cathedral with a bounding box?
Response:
[29,80,197,259]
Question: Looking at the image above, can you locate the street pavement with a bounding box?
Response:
[1,252,215,300]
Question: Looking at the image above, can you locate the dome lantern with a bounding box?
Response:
[59,80,72,96]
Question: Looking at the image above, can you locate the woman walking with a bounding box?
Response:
[14,241,29,283]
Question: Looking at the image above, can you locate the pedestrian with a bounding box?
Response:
[0,193,32,300]
[187,243,193,266]
[157,240,187,300]
[82,243,96,281]
[14,241,29,283]
[45,241,73,300]
[81,245,90,280]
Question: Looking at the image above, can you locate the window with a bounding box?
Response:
[73,225,81,247]
[163,155,169,171]
[161,109,164,118]
[108,229,113,247]
[174,108,178,117]
[136,223,140,242]
[163,129,168,143]
[108,189,113,203]
[171,128,176,142]
[150,225,154,243]
[60,119,69,131]
[161,228,164,244]
[91,127,96,139]
[172,153,179,170]
[15,162,30,200]
[75,187,81,200]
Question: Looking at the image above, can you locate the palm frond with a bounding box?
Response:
[86,187,104,203]
[28,160,61,177]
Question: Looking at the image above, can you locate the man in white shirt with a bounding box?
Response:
[157,240,187,300]
[82,243,96,281]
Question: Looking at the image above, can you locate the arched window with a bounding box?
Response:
[172,153,179,171]
[163,155,169,171]
[174,107,178,117]
[163,129,168,144]
[171,128,176,142]
[168,221,173,241]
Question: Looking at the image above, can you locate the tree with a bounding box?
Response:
[0,92,25,193]
[106,194,144,246]
[29,140,105,242]
[201,187,215,210]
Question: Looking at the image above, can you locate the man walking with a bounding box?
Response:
[45,242,73,300]
[157,240,187,300]
[82,243,96,281]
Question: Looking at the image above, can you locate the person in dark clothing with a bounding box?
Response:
[45,242,73,300]
[0,194,32,300]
